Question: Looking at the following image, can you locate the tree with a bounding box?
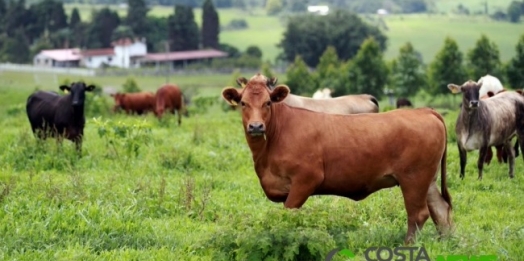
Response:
[390,42,426,98]
[0,29,30,63]
[112,25,135,41]
[266,0,283,15]
[261,61,274,79]
[126,0,149,37]
[28,0,68,36]
[278,10,387,67]
[5,0,28,37]
[144,16,169,52]
[0,0,6,33]
[201,0,219,49]
[245,46,262,58]
[345,37,389,99]
[168,5,199,51]
[86,8,121,48]
[313,46,344,96]
[285,56,316,95]
[508,1,521,23]
[70,7,81,29]
[506,34,524,88]
[466,34,502,79]
[427,37,467,96]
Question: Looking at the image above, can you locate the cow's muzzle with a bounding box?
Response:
[469,100,479,108]
[72,101,83,107]
[247,122,265,136]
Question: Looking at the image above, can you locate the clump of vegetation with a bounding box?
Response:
[122,77,142,93]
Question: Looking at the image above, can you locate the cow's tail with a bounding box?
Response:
[436,111,452,210]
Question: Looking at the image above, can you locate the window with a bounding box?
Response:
[88,58,92,62]
[108,57,112,62]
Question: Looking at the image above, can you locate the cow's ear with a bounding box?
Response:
[59,85,71,92]
[85,85,96,92]
[270,85,289,103]
[222,87,241,105]
[236,77,248,88]
[447,84,462,94]
[517,90,524,96]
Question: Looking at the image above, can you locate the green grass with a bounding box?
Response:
[1,71,523,260]
[434,0,514,14]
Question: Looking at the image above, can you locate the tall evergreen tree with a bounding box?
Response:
[313,46,344,96]
[168,5,199,51]
[5,0,28,37]
[86,8,121,48]
[506,34,524,89]
[0,0,6,33]
[390,42,426,98]
[70,7,81,29]
[428,37,467,96]
[0,29,30,63]
[466,34,502,79]
[126,0,149,37]
[201,0,219,49]
[29,0,68,35]
[285,55,315,95]
[346,37,389,99]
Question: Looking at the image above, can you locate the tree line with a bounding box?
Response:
[282,33,524,102]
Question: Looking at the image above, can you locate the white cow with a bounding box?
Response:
[312,88,332,99]
[478,74,504,99]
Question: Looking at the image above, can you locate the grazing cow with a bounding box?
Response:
[111,92,156,115]
[478,74,504,99]
[312,88,332,99]
[26,82,95,153]
[448,80,524,179]
[222,74,452,244]
[154,84,186,125]
[396,98,413,108]
[236,77,379,114]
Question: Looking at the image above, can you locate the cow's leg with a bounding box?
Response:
[485,147,493,165]
[177,110,182,126]
[496,145,506,163]
[426,182,453,238]
[283,173,323,209]
[477,146,488,180]
[400,181,430,244]
[458,143,467,179]
[75,139,82,158]
[514,139,520,158]
[504,140,515,178]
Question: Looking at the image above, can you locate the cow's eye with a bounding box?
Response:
[240,101,246,107]
[265,101,271,107]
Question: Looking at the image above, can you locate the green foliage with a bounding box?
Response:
[0,29,30,63]
[346,37,389,99]
[506,34,524,89]
[190,96,218,115]
[168,5,199,51]
[313,46,344,96]
[261,61,274,79]
[428,37,467,96]
[245,45,262,59]
[69,7,81,28]
[507,1,521,23]
[285,55,316,95]
[122,77,141,93]
[93,117,152,171]
[125,0,149,37]
[278,10,387,67]
[86,7,121,48]
[201,0,219,49]
[466,34,502,79]
[390,42,426,98]
[266,0,283,15]
[28,0,68,37]
[111,25,135,41]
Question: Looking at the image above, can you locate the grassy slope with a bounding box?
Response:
[62,4,524,63]
[1,75,524,259]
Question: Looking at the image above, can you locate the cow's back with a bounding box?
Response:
[156,84,183,110]
[26,91,60,129]
[124,92,156,112]
[484,91,524,144]
[284,94,378,114]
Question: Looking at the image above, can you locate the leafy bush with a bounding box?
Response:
[122,78,142,93]
[223,19,248,30]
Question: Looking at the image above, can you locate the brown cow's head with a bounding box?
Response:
[448,80,482,110]
[222,74,289,137]
[110,93,126,112]
[59,82,95,107]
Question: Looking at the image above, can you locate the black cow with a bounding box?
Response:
[396,98,413,108]
[26,82,95,154]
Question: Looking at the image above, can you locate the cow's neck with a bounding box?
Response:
[66,95,86,124]
[459,102,490,140]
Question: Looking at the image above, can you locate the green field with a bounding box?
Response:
[0,71,523,260]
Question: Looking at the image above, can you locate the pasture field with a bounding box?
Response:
[0,72,524,260]
[63,4,524,63]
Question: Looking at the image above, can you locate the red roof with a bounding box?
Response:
[141,49,228,62]
[82,48,115,57]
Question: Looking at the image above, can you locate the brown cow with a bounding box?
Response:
[236,77,379,114]
[111,92,156,115]
[222,74,452,244]
[154,84,186,125]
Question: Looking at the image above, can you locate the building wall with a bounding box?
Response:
[114,42,147,68]
[82,55,115,68]
[33,54,55,67]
